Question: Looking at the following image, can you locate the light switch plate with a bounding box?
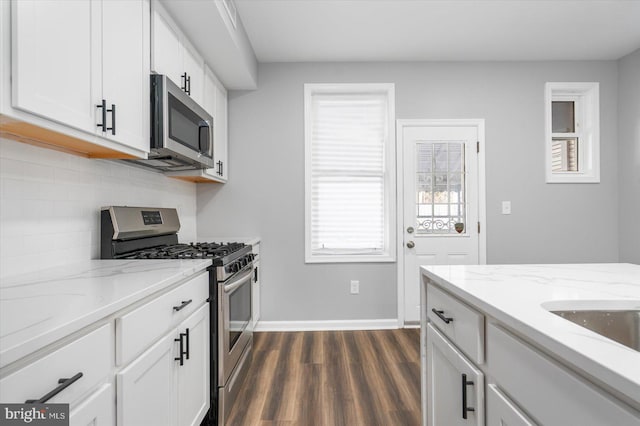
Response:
[350,280,359,294]
[502,201,511,215]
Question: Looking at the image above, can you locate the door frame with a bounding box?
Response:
[395,119,487,327]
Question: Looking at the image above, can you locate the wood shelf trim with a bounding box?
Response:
[1,114,138,159]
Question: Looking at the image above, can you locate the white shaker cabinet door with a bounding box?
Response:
[214,78,228,180]
[487,323,640,426]
[151,1,183,87]
[182,40,204,106]
[252,261,260,328]
[486,384,536,426]
[117,330,177,426]
[69,384,114,426]
[203,67,228,183]
[202,65,217,117]
[11,0,99,134]
[176,305,210,426]
[427,323,484,426]
[101,0,149,152]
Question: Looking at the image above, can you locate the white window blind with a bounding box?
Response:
[305,84,395,262]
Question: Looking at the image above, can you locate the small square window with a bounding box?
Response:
[545,82,599,183]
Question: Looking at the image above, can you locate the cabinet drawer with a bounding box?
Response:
[487,323,640,425]
[427,283,484,364]
[0,324,111,405]
[116,271,208,366]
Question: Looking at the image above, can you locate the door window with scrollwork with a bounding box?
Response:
[415,142,467,235]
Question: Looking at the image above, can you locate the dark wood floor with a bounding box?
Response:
[226,329,421,426]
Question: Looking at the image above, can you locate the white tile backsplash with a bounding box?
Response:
[0,138,198,278]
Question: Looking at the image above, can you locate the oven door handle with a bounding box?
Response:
[223,269,252,293]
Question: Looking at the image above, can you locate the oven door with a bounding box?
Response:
[218,264,253,385]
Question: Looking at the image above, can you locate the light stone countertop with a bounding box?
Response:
[421,263,640,408]
[0,259,211,369]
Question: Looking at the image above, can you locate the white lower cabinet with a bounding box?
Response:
[0,269,210,426]
[0,323,112,414]
[487,323,640,426]
[117,330,176,426]
[117,303,210,426]
[252,260,261,329]
[69,383,114,426]
[426,323,484,426]
[424,281,640,426]
[486,384,535,426]
[176,305,210,426]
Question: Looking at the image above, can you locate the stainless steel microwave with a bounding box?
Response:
[129,74,214,171]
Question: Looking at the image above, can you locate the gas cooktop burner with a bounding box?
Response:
[122,242,248,260]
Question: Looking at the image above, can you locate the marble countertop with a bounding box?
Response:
[0,259,211,369]
[421,263,640,407]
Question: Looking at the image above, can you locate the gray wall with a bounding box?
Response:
[197,61,620,322]
[618,49,640,263]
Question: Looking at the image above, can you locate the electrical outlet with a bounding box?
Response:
[350,280,359,294]
[502,201,512,215]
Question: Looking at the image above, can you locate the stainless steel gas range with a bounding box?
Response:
[100,206,253,426]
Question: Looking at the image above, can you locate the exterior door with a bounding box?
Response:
[399,120,484,324]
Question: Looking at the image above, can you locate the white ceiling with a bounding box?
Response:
[235,0,640,62]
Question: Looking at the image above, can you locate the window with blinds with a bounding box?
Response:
[304,84,396,263]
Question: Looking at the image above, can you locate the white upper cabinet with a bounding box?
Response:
[150,3,182,87]
[11,0,98,134]
[101,0,150,152]
[7,0,150,156]
[164,62,229,183]
[182,41,205,106]
[149,0,231,184]
[204,66,228,182]
[151,1,204,105]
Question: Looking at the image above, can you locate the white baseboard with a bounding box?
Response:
[253,318,399,332]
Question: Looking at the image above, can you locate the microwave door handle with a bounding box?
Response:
[199,121,211,155]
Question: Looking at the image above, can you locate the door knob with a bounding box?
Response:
[406,241,415,249]
[407,226,414,234]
